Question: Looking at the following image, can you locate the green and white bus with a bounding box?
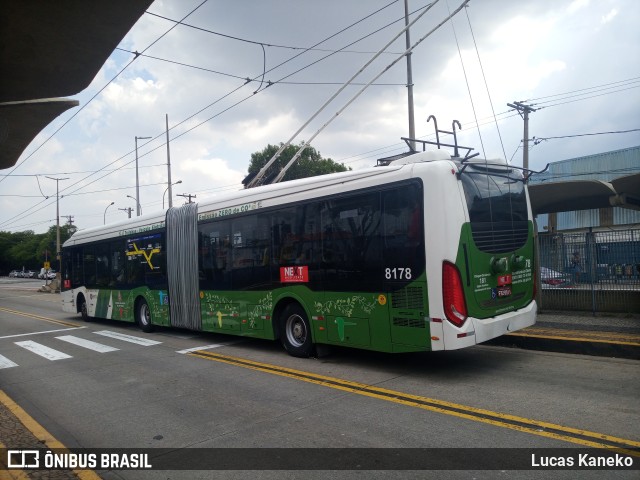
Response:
[61,149,536,357]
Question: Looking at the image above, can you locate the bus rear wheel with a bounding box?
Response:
[136,298,154,333]
[280,303,313,358]
[78,295,90,322]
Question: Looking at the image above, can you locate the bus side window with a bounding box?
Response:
[231,215,270,289]
[95,243,110,287]
[199,220,231,290]
[321,192,382,291]
[110,240,125,285]
[382,184,425,277]
[70,247,83,287]
[83,246,96,287]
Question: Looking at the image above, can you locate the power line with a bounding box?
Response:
[0,0,438,220]
[145,10,404,55]
[0,163,167,179]
[114,47,406,86]
[532,129,640,144]
[525,76,640,103]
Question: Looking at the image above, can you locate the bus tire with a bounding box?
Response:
[136,298,154,333]
[280,303,313,358]
[78,295,91,322]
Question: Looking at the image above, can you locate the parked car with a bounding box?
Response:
[540,266,573,288]
[38,268,57,280]
[8,270,19,277]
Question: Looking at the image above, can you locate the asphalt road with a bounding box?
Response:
[0,278,638,479]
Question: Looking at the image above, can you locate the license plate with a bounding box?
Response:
[497,286,512,297]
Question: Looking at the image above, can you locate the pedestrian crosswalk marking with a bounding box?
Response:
[2,331,163,368]
[15,340,72,361]
[176,344,224,354]
[0,353,18,369]
[93,330,161,346]
[56,335,119,353]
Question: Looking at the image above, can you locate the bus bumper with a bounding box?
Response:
[472,300,537,344]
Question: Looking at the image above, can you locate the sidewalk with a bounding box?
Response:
[487,312,640,359]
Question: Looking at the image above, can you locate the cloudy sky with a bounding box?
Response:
[2,0,639,233]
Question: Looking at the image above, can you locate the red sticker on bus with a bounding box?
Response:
[497,274,512,286]
[280,266,309,283]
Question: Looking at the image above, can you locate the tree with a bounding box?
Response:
[0,224,77,274]
[243,142,350,187]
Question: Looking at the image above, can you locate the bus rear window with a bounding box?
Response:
[460,167,529,254]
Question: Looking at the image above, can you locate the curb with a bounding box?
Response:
[486,334,640,360]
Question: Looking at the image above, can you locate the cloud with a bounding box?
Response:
[601,9,618,24]
[567,0,590,14]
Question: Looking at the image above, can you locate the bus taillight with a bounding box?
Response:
[442,261,467,327]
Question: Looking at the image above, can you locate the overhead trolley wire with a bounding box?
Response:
[0,1,406,229]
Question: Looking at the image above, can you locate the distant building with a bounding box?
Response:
[531,145,640,232]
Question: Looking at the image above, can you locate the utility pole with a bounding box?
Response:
[118,207,133,218]
[46,176,69,276]
[177,193,196,204]
[404,0,416,151]
[507,101,537,177]
[165,114,174,208]
[63,215,74,228]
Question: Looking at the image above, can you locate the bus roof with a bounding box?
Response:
[64,152,465,246]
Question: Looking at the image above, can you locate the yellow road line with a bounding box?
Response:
[190,350,640,455]
[0,390,101,480]
[0,307,78,328]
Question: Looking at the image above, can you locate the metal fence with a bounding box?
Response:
[537,228,640,314]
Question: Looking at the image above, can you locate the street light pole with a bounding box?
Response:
[163,180,182,209]
[45,176,69,277]
[103,201,115,224]
[135,135,151,216]
[127,195,142,215]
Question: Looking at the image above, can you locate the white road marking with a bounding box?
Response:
[0,354,18,369]
[176,344,225,354]
[56,335,119,353]
[15,341,72,361]
[93,330,161,346]
[0,327,85,340]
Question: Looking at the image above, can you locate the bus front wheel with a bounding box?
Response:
[136,298,154,333]
[280,303,313,358]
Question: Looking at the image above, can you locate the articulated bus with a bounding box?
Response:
[61,149,536,357]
